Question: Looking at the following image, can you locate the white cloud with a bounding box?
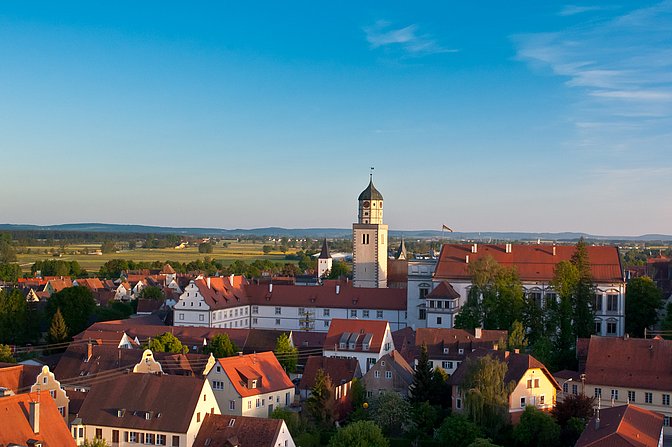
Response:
[364,20,457,56]
[558,5,616,16]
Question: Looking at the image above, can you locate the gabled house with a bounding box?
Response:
[193,413,296,447]
[74,277,105,292]
[299,356,361,419]
[0,391,76,447]
[578,335,672,434]
[0,363,70,422]
[415,327,507,375]
[576,404,664,447]
[77,373,219,447]
[44,277,73,296]
[449,350,560,423]
[207,352,294,418]
[173,276,250,328]
[362,350,413,398]
[323,319,395,373]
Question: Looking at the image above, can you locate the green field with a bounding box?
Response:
[16,240,298,273]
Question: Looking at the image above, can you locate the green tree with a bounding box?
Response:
[305,368,336,428]
[0,263,21,282]
[0,344,16,363]
[570,238,596,339]
[661,302,672,338]
[270,407,303,437]
[513,406,560,447]
[147,332,188,354]
[0,235,17,263]
[99,259,130,278]
[0,289,29,344]
[100,241,117,254]
[369,391,413,436]
[468,439,502,447]
[198,242,214,253]
[328,420,389,447]
[508,320,528,351]
[551,261,581,370]
[274,332,298,373]
[455,288,483,329]
[463,354,515,439]
[435,415,483,447]
[409,343,434,404]
[48,308,69,344]
[327,260,351,279]
[138,286,165,301]
[551,393,595,427]
[205,333,238,358]
[262,245,273,255]
[411,401,442,438]
[46,287,96,338]
[625,276,663,337]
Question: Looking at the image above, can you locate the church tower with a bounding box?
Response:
[352,175,388,288]
[317,238,333,278]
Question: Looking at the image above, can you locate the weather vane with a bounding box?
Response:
[370,166,374,180]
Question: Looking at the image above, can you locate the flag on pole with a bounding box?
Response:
[442,225,453,232]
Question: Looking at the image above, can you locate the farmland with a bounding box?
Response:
[16,240,299,273]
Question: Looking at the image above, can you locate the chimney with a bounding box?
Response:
[474,327,482,339]
[514,348,520,354]
[336,284,340,295]
[87,339,93,362]
[206,277,211,289]
[29,400,40,434]
[465,255,470,264]
[229,274,234,284]
[472,244,478,253]
[552,246,556,256]
[269,283,273,293]
[505,243,512,254]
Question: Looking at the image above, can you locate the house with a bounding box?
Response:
[299,356,361,419]
[575,404,664,447]
[449,350,560,423]
[578,335,672,434]
[409,243,626,336]
[362,350,413,398]
[246,280,407,332]
[207,352,294,418]
[77,372,219,447]
[0,391,77,447]
[193,413,296,447]
[74,277,105,292]
[323,319,395,374]
[0,363,70,422]
[415,327,507,375]
[173,276,250,328]
[44,277,74,296]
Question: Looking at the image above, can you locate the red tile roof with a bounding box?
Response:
[427,281,460,299]
[216,352,293,398]
[299,356,361,391]
[246,280,406,311]
[161,264,176,274]
[416,328,507,360]
[47,278,73,293]
[79,373,208,433]
[583,336,672,391]
[0,363,42,394]
[192,276,249,310]
[324,319,391,353]
[576,404,663,447]
[0,392,76,446]
[193,413,285,447]
[434,244,623,283]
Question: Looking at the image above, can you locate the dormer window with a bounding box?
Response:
[458,348,464,355]
[339,342,346,349]
[443,348,449,354]
[117,409,125,418]
[251,379,257,389]
[145,412,152,420]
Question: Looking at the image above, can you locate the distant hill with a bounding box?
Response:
[1,223,671,242]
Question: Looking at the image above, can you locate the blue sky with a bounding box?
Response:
[1,1,670,235]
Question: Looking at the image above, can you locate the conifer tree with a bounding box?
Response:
[410,343,434,404]
[48,308,69,344]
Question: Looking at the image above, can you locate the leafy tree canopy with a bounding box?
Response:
[435,414,483,447]
[205,333,238,358]
[46,286,96,338]
[328,420,389,447]
[147,332,188,354]
[625,276,663,337]
[274,332,298,373]
[513,406,561,447]
[0,344,16,363]
[369,391,413,436]
[139,286,165,301]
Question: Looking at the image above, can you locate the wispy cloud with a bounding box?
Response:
[558,5,616,16]
[364,20,457,56]
[513,1,672,158]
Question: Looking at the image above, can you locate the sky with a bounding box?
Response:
[1,1,670,236]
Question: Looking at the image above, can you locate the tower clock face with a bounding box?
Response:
[363,201,370,208]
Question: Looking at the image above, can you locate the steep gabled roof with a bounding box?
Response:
[299,356,361,391]
[426,281,460,299]
[161,264,176,274]
[246,280,406,311]
[192,276,249,310]
[395,239,407,260]
[324,319,391,353]
[583,335,672,391]
[79,373,207,433]
[416,328,507,360]
[434,244,623,283]
[0,392,76,446]
[215,352,293,398]
[193,413,285,447]
[576,404,663,447]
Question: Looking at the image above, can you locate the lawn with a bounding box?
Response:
[16,240,299,273]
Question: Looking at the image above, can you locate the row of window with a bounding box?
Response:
[593,388,670,405]
[427,299,458,310]
[593,294,620,312]
[213,308,248,320]
[594,320,618,335]
[373,370,393,379]
[91,428,176,446]
[520,395,546,407]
